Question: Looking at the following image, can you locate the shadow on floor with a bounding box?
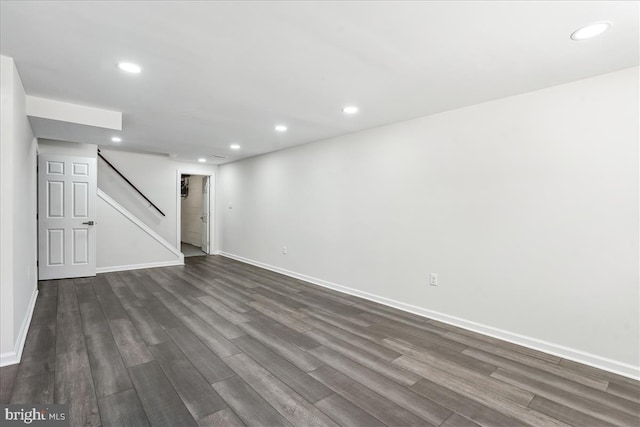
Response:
[181,242,207,257]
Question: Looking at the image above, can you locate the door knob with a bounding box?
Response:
[82,221,95,225]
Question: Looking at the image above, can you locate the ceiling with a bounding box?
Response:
[1,1,638,164]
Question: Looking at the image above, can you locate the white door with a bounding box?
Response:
[38,154,97,280]
[201,176,210,254]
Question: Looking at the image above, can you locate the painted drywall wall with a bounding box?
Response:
[218,67,639,375]
[96,195,181,271]
[97,149,216,250]
[27,96,122,130]
[0,56,15,360]
[38,139,97,158]
[0,56,38,365]
[181,175,204,247]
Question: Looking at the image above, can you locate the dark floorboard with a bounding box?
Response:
[1,255,639,426]
[0,364,18,404]
[97,388,150,427]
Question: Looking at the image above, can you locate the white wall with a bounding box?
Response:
[97,149,216,250]
[181,175,204,247]
[218,67,639,376]
[27,96,121,130]
[0,56,38,365]
[96,193,182,271]
[38,138,97,158]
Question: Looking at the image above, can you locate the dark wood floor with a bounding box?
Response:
[1,256,639,427]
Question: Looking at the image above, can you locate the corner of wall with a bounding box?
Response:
[0,55,38,366]
[0,288,38,367]
[219,251,640,380]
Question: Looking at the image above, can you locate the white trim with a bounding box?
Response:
[96,259,184,274]
[219,251,640,380]
[98,189,183,259]
[0,288,38,367]
[176,169,215,254]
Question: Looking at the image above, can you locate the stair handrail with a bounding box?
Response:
[97,149,166,217]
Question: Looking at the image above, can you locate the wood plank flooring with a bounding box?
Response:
[2,255,639,426]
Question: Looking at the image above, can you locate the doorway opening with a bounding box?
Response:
[180,174,210,257]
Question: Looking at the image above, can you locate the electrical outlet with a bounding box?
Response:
[430,273,438,286]
[282,246,287,255]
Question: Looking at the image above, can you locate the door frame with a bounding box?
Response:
[176,169,214,255]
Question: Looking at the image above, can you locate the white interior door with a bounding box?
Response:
[201,176,210,253]
[38,154,97,280]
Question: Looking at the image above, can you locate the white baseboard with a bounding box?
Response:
[96,259,184,274]
[0,288,39,367]
[219,251,640,380]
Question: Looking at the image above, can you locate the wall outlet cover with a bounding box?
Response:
[430,273,438,286]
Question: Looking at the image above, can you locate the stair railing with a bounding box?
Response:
[97,149,166,217]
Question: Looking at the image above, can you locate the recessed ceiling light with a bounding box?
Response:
[198,158,206,163]
[275,125,288,132]
[342,106,359,114]
[111,136,122,143]
[230,144,241,150]
[571,21,612,41]
[118,62,142,73]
